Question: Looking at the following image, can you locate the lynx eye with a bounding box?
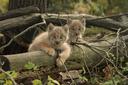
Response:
[70,26,74,30]
[53,36,56,39]
[72,28,75,30]
[60,36,63,39]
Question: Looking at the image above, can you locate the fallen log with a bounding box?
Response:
[0,13,127,43]
[0,13,127,32]
[0,6,40,21]
[42,13,128,20]
[43,14,128,33]
[1,35,128,71]
[45,17,126,32]
[0,13,43,32]
[87,18,127,32]
[0,35,127,81]
[0,42,108,79]
[0,35,128,70]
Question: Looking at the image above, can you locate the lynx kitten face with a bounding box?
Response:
[68,19,85,42]
[48,23,69,49]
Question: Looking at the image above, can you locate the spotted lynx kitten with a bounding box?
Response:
[67,19,86,43]
[28,23,71,67]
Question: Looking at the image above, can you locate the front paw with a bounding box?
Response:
[56,58,64,67]
[77,37,83,42]
[47,48,56,56]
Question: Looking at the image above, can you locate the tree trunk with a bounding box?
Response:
[8,0,47,13]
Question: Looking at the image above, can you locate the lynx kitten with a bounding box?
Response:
[28,23,71,67]
[67,19,86,43]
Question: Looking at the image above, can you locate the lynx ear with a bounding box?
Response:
[63,24,69,33]
[67,18,72,25]
[80,18,86,32]
[80,17,86,26]
[48,23,54,32]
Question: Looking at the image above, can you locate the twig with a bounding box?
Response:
[59,58,77,85]
[0,68,17,85]
[73,44,92,77]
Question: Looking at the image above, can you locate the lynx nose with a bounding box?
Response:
[55,41,59,44]
[75,33,79,36]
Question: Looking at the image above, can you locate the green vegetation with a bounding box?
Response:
[32,79,42,85]
[24,61,38,70]
[1,0,128,15]
[47,76,60,85]
[0,71,18,85]
[0,0,9,13]
[47,0,128,16]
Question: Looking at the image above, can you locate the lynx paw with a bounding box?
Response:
[46,48,56,56]
[56,58,64,67]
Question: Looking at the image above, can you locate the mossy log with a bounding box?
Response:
[1,38,116,71]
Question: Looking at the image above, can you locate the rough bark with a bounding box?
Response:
[1,38,117,71]
[0,6,40,21]
[0,13,42,32]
